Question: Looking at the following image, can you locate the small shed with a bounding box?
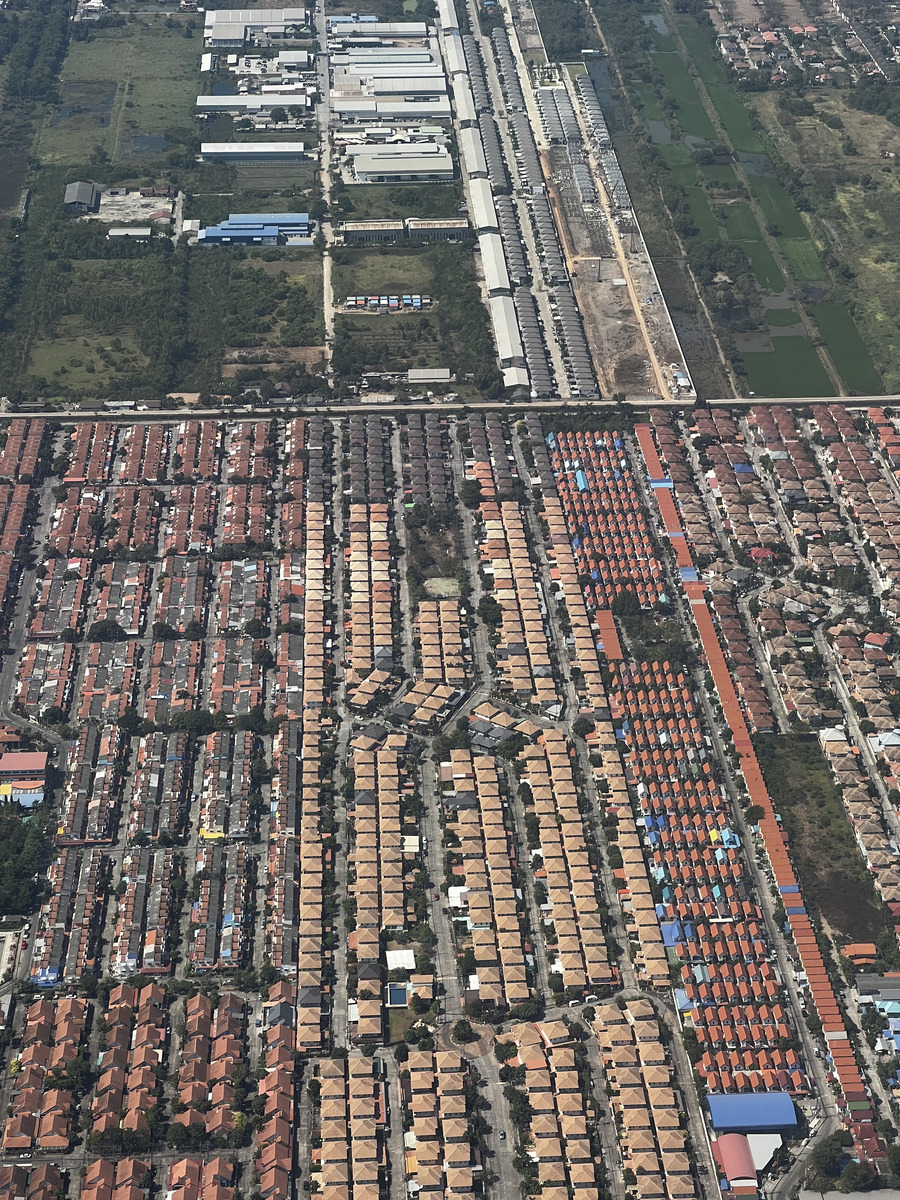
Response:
[108,226,152,240]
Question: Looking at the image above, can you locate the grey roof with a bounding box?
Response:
[64,181,98,207]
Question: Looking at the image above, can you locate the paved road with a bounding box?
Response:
[328,421,352,1050]
[10,397,900,426]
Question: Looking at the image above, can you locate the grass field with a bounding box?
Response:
[674,19,764,152]
[342,184,462,221]
[684,186,719,241]
[36,18,200,166]
[27,322,148,389]
[812,303,883,394]
[706,84,764,155]
[741,336,833,396]
[748,175,810,240]
[701,164,738,189]
[720,203,762,242]
[332,247,437,301]
[650,52,716,141]
[656,142,699,187]
[743,240,785,292]
[755,735,889,942]
[781,237,827,284]
[765,308,801,327]
[334,312,445,372]
[633,84,665,123]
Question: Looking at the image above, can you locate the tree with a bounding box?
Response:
[269,106,288,124]
[611,588,640,616]
[837,1161,876,1192]
[458,479,483,508]
[477,596,503,627]
[88,619,126,642]
[452,1019,475,1044]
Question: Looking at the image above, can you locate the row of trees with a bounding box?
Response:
[5,0,69,104]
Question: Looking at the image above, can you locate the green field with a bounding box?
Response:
[332,247,437,302]
[720,203,762,242]
[702,164,738,189]
[781,238,827,283]
[743,240,785,292]
[656,142,698,187]
[741,336,833,397]
[674,18,764,152]
[684,186,719,241]
[755,735,893,944]
[27,322,148,389]
[340,184,462,221]
[748,175,810,239]
[650,52,716,141]
[765,308,801,327]
[706,84,764,155]
[812,303,883,394]
[634,83,665,123]
[35,18,200,166]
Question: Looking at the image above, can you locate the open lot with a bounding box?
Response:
[755,735,888,942]
[35,17,200,167]
[781,237,827,284]
[743,240,785,293]
[719,202,761,242]
[748,174,810,240]
[812,303,882,394]
[339,183,462,221]
[332,246,437,302]
[749,89,900,391]
[740,335,833,397]
[649,51,716,141]
[684,186,718,241]
[26,322,148,391]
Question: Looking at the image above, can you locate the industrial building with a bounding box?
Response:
[331,97,451,121]
[199,141,311,161]
[338,217,468,243]
[204,7,308,47]
[350,146,453,183]
[63,181,100,212]
[196,93,314,115]
[197,212,312,245]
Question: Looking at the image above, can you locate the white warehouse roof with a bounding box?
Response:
[489,295,524,366]
[479,232,510,295]
[206,8,306,29]
[459,125,487,177]
[443,33,467,76]
[331,97,452,119]
[467,177,498,231]
[437,0,458,31]
[344,140,445,158]
[453,80,476,125]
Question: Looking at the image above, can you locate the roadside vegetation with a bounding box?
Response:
[754,733,900,961]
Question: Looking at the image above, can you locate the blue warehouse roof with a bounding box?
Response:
[706,1092,797,1133]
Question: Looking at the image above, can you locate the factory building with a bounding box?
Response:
[331,97,451,122]
[200,141,310,161]
[198,212,312,245]
[204,6,308,47]
[338,217,468,243]
[351,147,453,182]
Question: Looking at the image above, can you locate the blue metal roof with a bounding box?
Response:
[707,1093,797,1132]
[225,212,309,225]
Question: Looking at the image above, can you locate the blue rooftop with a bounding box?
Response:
[706,1093,797,1133]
